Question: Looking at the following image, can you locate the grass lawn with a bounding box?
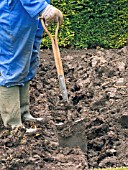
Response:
[94,168,128,170]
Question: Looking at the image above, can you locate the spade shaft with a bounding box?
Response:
[41,19,68,102]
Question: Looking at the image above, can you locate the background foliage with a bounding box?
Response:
[41,0,128,49]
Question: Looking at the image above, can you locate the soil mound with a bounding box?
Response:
[0,47,128,169]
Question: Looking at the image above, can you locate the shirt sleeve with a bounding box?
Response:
[19,0,49,18]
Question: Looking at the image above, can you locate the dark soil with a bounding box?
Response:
[0,47,128,170]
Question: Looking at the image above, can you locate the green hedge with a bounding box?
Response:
[41,0,128,49]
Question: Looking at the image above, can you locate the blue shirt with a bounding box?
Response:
[0,0,50,87]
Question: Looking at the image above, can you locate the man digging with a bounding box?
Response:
[0,0,63,131]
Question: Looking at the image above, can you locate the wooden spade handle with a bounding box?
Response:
[40,19,68,102]
[40,19,64,76]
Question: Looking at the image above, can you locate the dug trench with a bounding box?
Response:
[0,47,128,169]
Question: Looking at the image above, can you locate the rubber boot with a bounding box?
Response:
[0,86,22,129]
[20,82,43,121]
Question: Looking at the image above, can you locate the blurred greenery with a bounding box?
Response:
[41,0,128,49]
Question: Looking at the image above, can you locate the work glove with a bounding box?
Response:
[41,5,63,25]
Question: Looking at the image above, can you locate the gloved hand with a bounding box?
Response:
[41,5,63,25]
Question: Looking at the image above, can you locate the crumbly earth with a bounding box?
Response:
[0,47,128,170]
